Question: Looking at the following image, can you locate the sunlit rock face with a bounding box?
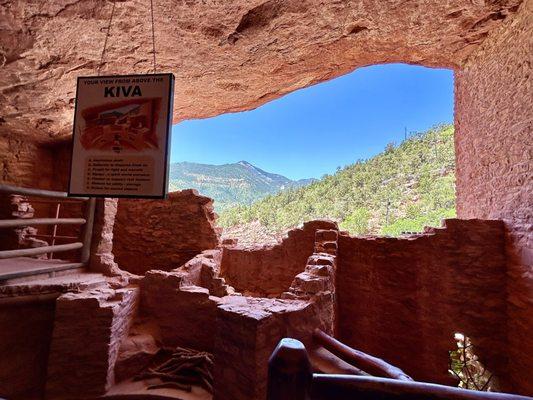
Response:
[112,190,220,275]
[0,0,522,141]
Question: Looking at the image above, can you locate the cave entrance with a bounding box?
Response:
[169,63,455,244]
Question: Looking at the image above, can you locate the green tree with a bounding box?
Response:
[219,124,456,237]
[340,207,371,235]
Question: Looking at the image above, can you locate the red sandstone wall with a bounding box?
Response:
[46,139,72,192]
[46,287,139,398]
[0,137,76,255]
[141,270,220,351]
[112,190,220,274]
[0,135,55,246]
[336,220,507,388]
[0,298,56,400]
[220,220,337,296]
[455,1,532,395]
[0,134,55,189]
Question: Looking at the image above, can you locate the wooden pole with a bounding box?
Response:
[267,338,311,400]
[49,202,61,259]
[313,329,413,381]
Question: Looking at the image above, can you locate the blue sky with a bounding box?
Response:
[170,63,454,180]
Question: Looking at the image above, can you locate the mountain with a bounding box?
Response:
[218,124,456,236]
[168,160,315,211]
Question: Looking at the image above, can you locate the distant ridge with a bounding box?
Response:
[168,161,315,211]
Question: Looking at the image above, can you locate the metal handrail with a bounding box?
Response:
[0,218,86,228]
[0,184,95,267]
[0,184,88,200]
[0,243,84,259]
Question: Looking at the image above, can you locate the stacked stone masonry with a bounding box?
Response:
[113,191,220,275]
[0,296,56,399]
[137,223,339,400]
[220,220,337,297]
[455,0,532,394]
[46,286,139,398]
[337,219,508,388]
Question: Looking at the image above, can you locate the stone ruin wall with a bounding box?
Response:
[0,138,77,255]
[455,0,532,394]
[112,191,220,275]
[0,296,56,399]
[337,220,508,389]
[4,205,338,400]
[46,287,140,399]
[220,220,338,296]
[135,226,339,400]
[0,275,143,400]
[0,203,527,399]
[0,135,71,191]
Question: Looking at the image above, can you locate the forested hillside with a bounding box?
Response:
[169,160,314,211]
[219,125,456,236]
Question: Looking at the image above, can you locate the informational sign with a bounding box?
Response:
[68,73,174,198]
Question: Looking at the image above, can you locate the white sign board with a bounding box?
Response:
[68,73,174,198]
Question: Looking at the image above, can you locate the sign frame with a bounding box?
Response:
[67,72,175,199]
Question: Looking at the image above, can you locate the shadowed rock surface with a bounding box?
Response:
[0,0,522,141]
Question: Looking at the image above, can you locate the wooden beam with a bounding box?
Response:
[0,218,86,228]
[0,242,83,259]
[313,329,413,381]
[267,338,312,400]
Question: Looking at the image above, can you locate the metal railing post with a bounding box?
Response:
[80,197,96,265]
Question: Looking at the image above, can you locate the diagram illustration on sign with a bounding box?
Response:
[79,98,161,152]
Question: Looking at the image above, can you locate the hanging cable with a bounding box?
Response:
[97,0,157,75]
[97,0,116,76]
[150,0,157,74]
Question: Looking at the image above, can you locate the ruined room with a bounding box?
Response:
[0,0,531,399]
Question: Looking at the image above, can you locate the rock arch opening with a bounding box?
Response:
[0,0,531,399]
[168,63,455,243]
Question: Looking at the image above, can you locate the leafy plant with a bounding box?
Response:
[449,333,499,392]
